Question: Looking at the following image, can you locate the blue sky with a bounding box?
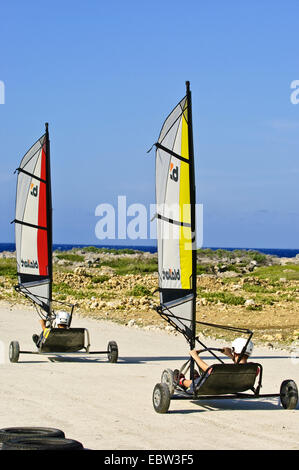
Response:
[0,0,298,249]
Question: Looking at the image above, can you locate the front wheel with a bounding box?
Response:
[107,341,118,363]
[153,383,171,414]
[9,341,20,363]
[280,380,298,409]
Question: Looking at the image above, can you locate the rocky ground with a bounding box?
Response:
[1,247,299,350]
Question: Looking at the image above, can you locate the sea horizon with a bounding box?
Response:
[0,242,298,258]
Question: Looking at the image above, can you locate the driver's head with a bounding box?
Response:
[55,310,70,328]
[231,337,254,362]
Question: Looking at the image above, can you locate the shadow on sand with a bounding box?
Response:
[47,355,188,364]
[14,353,295,364]
[167,396,292,414]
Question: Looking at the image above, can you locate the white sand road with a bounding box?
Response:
[0,301,298,451]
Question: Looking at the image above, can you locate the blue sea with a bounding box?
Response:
[0,243,298,258]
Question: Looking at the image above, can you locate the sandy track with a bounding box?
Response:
[0,301,298,450]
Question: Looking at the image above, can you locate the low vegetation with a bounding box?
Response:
[197,289,245,306]
[83,246,139,255]
[252,264,299,281]
[0,258,17,279]
[127,284,153,297]
[0,247,298,347]
[95,258,158,276]
[56,252,85,263]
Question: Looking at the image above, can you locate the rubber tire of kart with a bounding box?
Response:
[2,437,84,451]
[153,383,171,414]
[0,427,65,443]
[107,341,118,363]
[161,368,175,396]
[280,380,298,410]
[9,341,20,363]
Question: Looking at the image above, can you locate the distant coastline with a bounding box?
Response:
[0,242,298,258]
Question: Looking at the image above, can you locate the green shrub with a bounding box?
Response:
[197,264,210,274]
[92,275,110,283]
[56,253,84,262]
[197,290,245,305]
[252,264,299,281]
[249,252,267,264]
[127,284,152,296]
[246,304,262,311]
[0,259,17,279]
[97,258,157,275]
[242,283,269,293]
[254,295,276,305]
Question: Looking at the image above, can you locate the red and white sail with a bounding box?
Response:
[14,126,52,314]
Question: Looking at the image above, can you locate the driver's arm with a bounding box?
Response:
[189,349,209,372]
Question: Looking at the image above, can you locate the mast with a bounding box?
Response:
[186,81,197,350]
[45,122,53,316]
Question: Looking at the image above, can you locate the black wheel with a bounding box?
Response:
[161,368,174,396]
[280,380,298,410]
[153,383,171,413]
[0,427,65,443]
[9,341,20,363]
[107,341,118,363]
[2,437,84,450]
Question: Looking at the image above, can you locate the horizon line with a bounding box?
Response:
[0,242,298,252]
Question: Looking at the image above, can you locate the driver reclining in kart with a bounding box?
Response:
[177,337,254,392]
[32,311,70,348]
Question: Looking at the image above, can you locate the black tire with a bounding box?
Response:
[2,437,84,451]
[153,383,171,414]
[9,341,20,363]
[107,341,118,363]
[0,426,65,443]
[161,368,175,396]
[280,380,298,410]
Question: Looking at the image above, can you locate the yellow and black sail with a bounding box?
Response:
[154,82,197,346]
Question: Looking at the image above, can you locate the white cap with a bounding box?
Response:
[231,337,254,356]
[55,310,70,326]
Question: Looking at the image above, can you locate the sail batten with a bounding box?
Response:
[16,168,47,183]
[156,213,191,227]
[14,220,47,230]
[14,125,52,315]
[155,143,190,164]
[154,83,197,344]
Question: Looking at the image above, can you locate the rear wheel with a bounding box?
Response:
[107,341,118,363]
[2,437,84,450]
[280,380,298,409]
[153,383,171,413]
[161,369,175,396]
[9,341,19,363]
[0,427,65,443]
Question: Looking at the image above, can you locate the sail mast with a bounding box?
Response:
[45,122,53,316]
[186,81,197,350]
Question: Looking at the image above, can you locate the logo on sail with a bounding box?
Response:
[21,259,39,269]
[30,183,38,197]
[162,268,180,281]
[169,162,178,182]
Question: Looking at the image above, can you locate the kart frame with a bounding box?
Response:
[153,348,298,413]
[9,328,118,363]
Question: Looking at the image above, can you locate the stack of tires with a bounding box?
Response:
[0,427,84,450]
